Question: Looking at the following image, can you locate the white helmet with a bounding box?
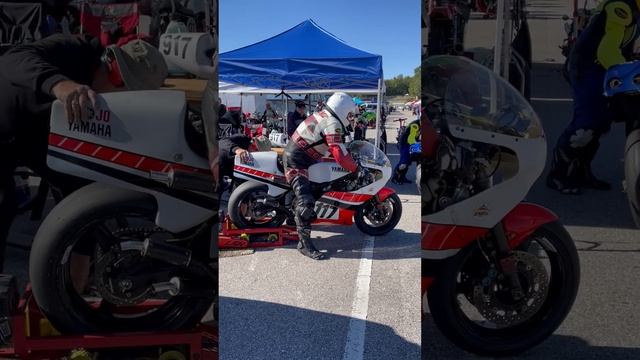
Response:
[326,92,356,127]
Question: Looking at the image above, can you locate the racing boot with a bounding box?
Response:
[392,165,410,184]
[296,225,325,260]
[291,176,325,260]
[546,147,582,194]
[284,192,297,226]
[578,141,611,191]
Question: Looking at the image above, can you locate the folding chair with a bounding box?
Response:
[0,2,42,55]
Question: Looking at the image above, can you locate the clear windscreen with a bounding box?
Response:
[423,56,544,139]
[348,141,391,168]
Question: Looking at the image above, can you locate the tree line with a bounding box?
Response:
[385,66,420,97]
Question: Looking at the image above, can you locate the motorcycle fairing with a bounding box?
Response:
[423,127,546,229]
[233,152,289,196]
[47,91,215,233]
[422,202,558,254]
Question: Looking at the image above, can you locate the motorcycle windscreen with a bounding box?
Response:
[422,55,546,228]
[347,140,391,169]
[424,55,543,140]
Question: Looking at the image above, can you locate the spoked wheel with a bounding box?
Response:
[427,221,580,357]
[227,181,287,229]
[354,193,402,236]
[30,183,215,334]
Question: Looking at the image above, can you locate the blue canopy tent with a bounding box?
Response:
[219,19,385,148]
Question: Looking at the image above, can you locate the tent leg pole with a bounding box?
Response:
[374,78,382,155]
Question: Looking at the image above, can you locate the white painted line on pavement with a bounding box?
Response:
[248,254,258,272]
[342,235,375,360]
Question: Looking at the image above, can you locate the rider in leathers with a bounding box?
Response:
[284,92,360,260]
[548,0,640,194]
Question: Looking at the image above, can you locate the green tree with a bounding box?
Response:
[408,66,421,97]
[385,67,419,97]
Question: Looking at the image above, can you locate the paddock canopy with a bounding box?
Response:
[219,19,383,93]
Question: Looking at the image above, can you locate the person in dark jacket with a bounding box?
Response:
[0,33,167,278]
[218,134,253,190]
[286,100,306,138]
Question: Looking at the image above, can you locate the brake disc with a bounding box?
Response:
[94,227,160,306]
[365,199,393,225]
[471,250,549,328]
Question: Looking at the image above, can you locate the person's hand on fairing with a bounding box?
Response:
[52,80,98,123]
[235,148,253,164]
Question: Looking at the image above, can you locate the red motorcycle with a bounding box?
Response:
[421,56,580,356]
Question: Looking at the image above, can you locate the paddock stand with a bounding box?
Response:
[217,216,299,249]
[0,277,217,360]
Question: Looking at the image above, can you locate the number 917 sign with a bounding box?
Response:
[160,32,214,80]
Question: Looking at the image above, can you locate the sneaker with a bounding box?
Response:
[546,173,581,195]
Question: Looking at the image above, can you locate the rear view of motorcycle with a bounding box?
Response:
[604,62,640,227]
[29,91,218,335]
[421,56,580,356]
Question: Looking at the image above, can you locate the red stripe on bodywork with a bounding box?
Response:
[234,165,287,183]
[48,133,209,174]
[323,191,372,204]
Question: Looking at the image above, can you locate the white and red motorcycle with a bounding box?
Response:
[228,141,402,236]
[28,89,218,334]
[422,55,580,356]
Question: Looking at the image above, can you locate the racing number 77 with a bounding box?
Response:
[315,203,338,219]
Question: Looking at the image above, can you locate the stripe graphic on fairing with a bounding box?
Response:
[234,165,287,183]
[235,172,290,190]
[322,191,372,204]
[48,149,216,209]
[49,133,210,174]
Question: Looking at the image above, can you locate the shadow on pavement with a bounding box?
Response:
[220,297,421,360]
[238,226,419,261]
[422,314,640,360]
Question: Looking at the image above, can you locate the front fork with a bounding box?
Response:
[491,223,525,300]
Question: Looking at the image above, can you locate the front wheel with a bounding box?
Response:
[427,221,580,357]
[354,193,402,236]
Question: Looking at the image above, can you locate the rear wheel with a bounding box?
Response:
[29,183,215,334]
[354,193,402,236]
[228,181,287,229]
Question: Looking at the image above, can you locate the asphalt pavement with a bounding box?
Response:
[423,1,640,359]
[219,110,422,360]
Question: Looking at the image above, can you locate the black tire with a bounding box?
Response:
[354,193,402,236]
[427,221,580,357]
[624,128,640,228]
[29,183,214,334]
[227,181,286,229]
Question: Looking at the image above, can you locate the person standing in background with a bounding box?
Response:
[287,100,307,138]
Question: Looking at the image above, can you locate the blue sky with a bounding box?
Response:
[219,0,420,78]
